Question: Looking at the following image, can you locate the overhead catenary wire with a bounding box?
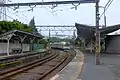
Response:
[0,0,14,20]
[7,7,29,21]
[36,4,75,36]
[5,0,83,22]
[104,0,113,8]
[0,10,14,20]
[7,4,67,23]
[99,0,113,19]
[105,0,113,11]
[38,6,65,30]
[4,0,78,37]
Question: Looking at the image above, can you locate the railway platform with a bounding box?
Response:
[50,50,115,80]
[0,49,46,59]
[50,49,84,80]
[77,53,120,80]
[0,49,47,61]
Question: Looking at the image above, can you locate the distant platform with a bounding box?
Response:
[0,49,47,61]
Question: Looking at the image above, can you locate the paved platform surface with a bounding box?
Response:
[50,50,120,80]
[50,49,84,80]
[77,54,120,80]
[0,49,46,59]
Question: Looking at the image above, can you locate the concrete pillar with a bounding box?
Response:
[6,34,13,56]
[83,39,85,52]
[21,42,23,54]
[20,35,27,54]
[91,39,93,52]
[7,39,10,56]
[30,37,36,51]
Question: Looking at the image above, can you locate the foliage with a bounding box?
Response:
[75,38,83,47]
[100,38,105,52]
[39,38,48,44]
[0,20,32,35]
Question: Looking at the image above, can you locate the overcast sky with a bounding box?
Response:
[7,0,119,25]
[5,0,120,36]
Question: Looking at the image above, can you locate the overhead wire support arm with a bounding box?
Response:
[71,3,80,10]
[0,1,96,7]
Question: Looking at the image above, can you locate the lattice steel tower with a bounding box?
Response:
[0,0,7,20]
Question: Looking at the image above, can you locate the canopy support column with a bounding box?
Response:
[6,34,14,56]
[7,39,10,56]
[20,35,27,54]
[30,37,36,51]
[91,39,93,52]
[83,39,85,52]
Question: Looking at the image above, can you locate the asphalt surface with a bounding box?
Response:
[78,53,120,80]
[50,50,120,80]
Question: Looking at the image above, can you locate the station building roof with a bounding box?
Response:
[75,23,120,40]
[100,24,120,36]
[0,30,43,43]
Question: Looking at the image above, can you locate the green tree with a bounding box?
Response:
[0,20,32,35]
[39,38,48,44]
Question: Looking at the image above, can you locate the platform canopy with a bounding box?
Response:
[75,23,120,41]
[75,23,95,41]
[100,24,120,36]
[0,30,43,43]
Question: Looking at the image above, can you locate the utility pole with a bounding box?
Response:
[95,0,100,65]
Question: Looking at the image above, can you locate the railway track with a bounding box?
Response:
[0,50,49,71]
[0,50,76,80]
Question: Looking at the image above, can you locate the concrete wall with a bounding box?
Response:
[0,43,7,53]
[106,36,120,53]
[0,43,30,53]
[22,44,30,51]
[9,43,21,52]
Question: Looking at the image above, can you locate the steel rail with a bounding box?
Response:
[41,50,76,80]
[39,52,68,80]
[0,51,57,80]
[0,50,76,80]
